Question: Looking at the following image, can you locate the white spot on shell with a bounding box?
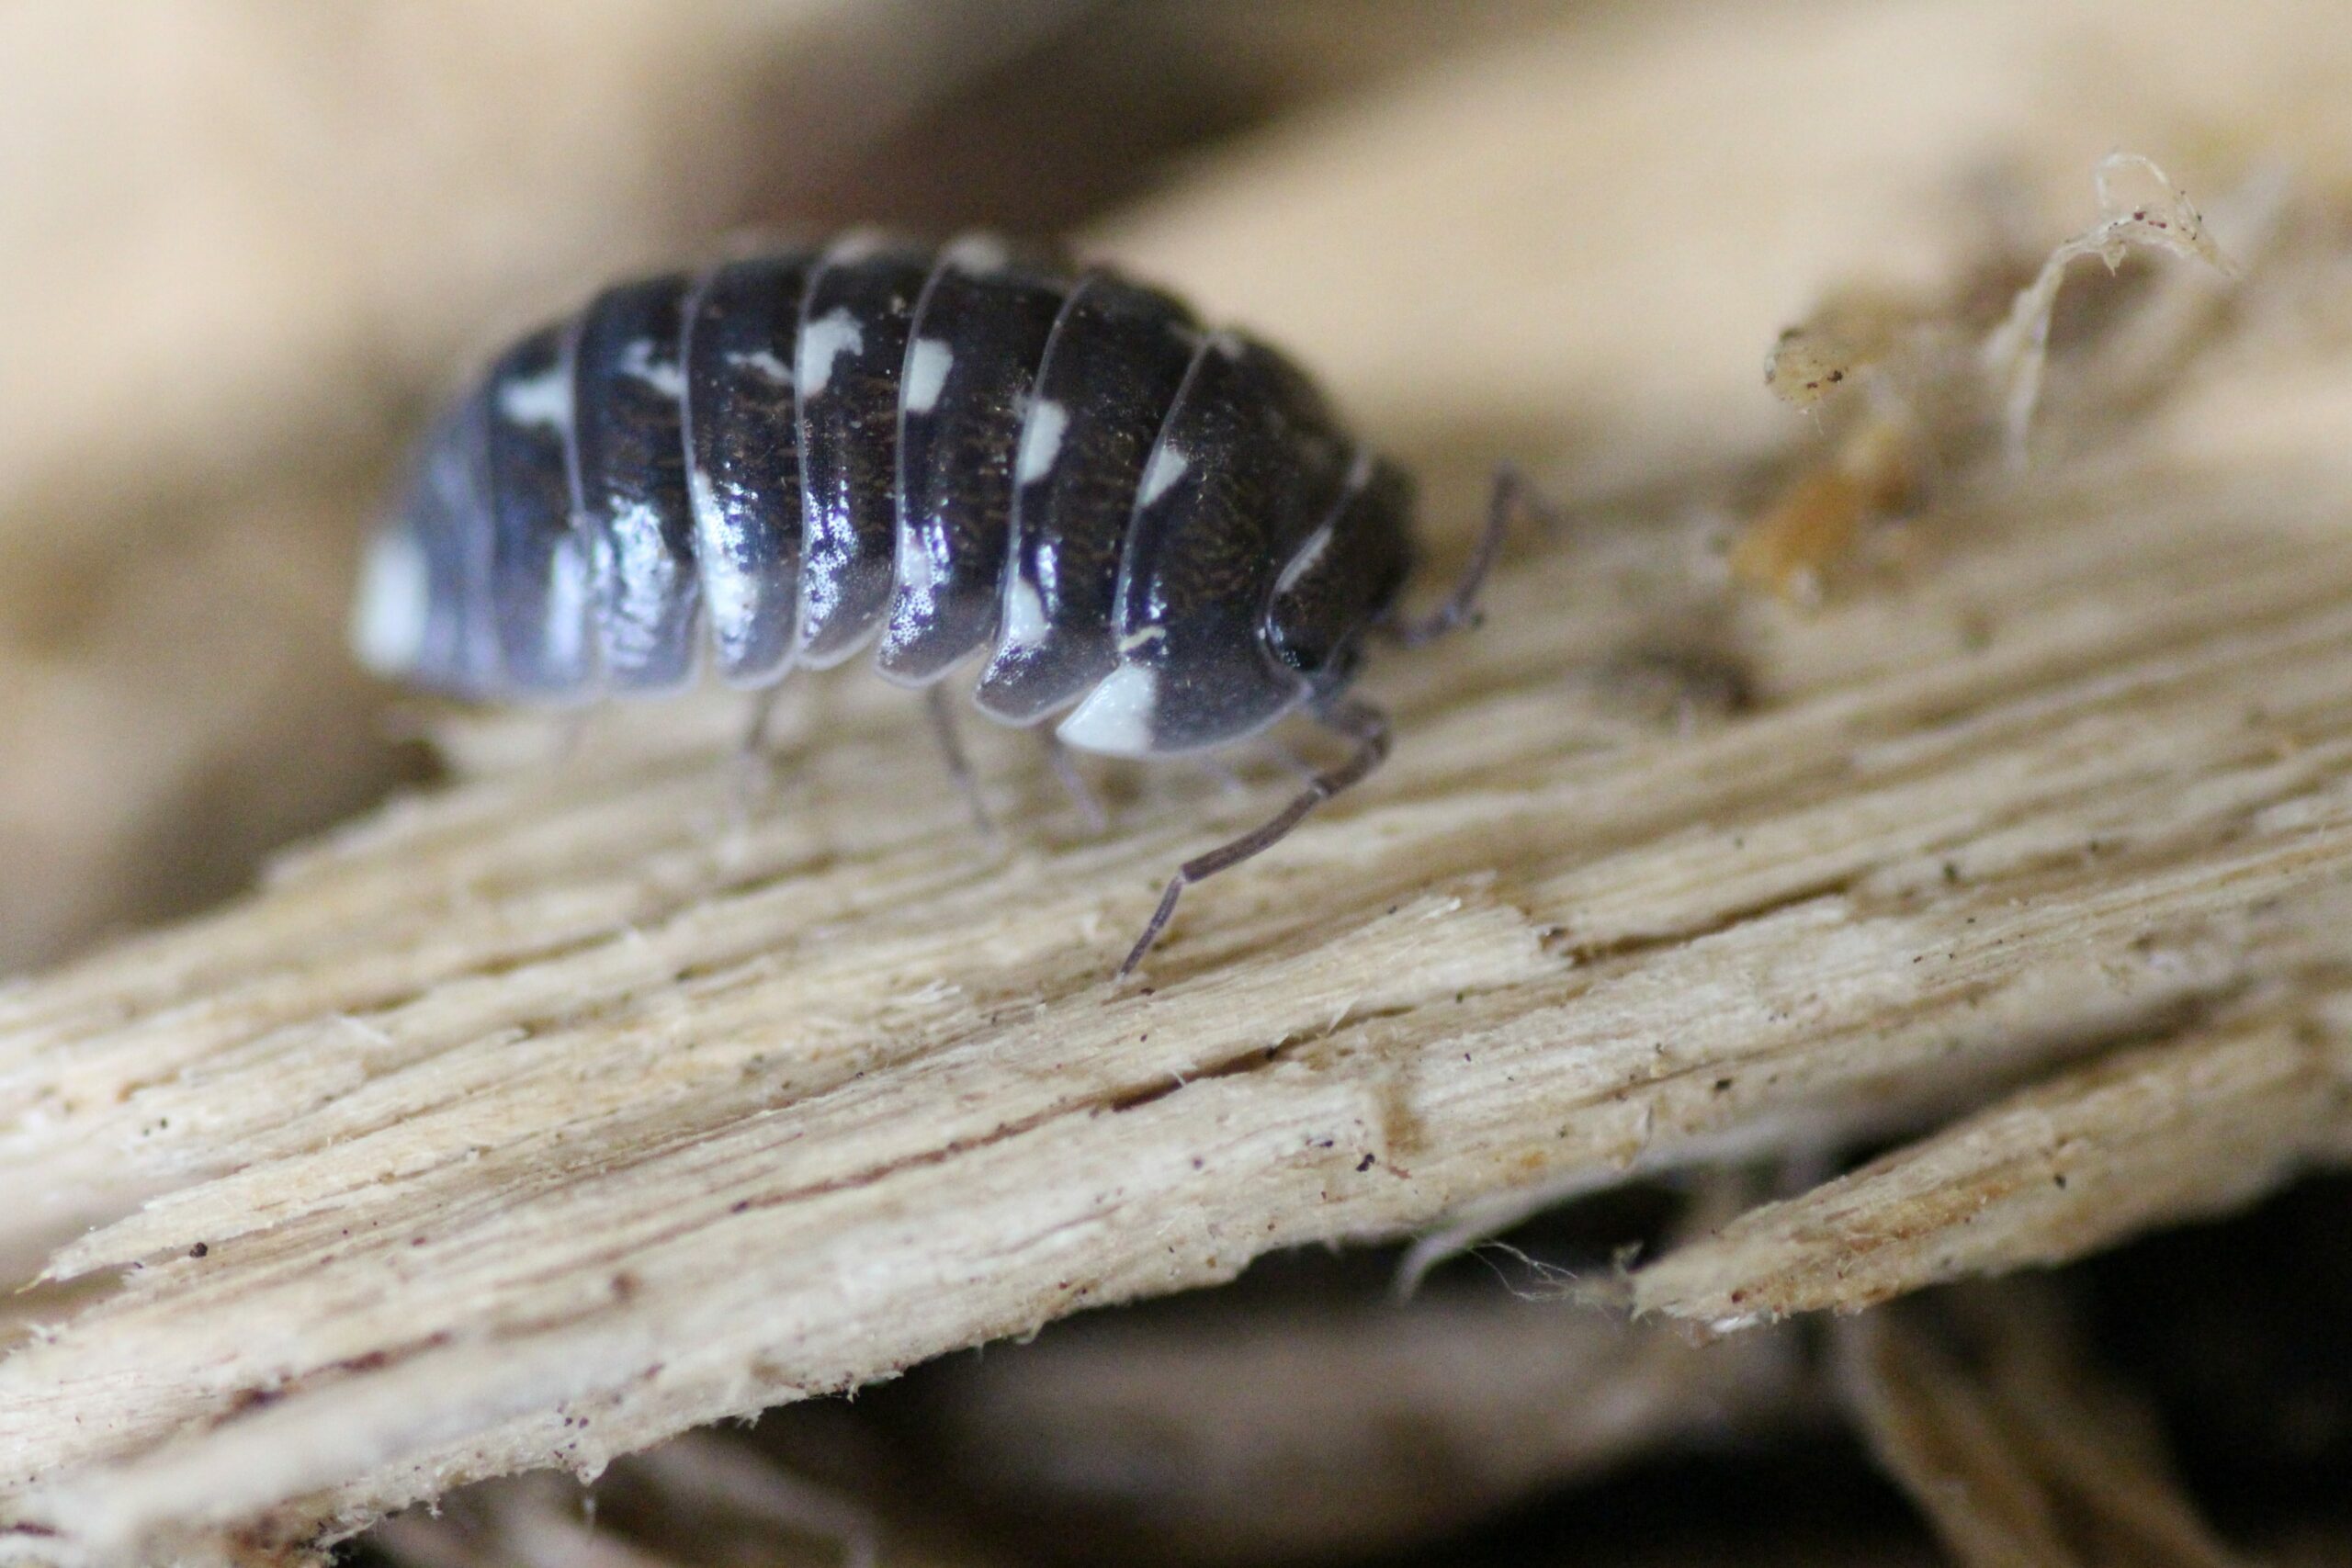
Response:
[798,308,863,398]
[1016,399,1068,486]
[1117,623,1167,655]
[601,502,679,666]
[351,528,431,674]
[724,347,792,385]
[898,532,937,600]
[702,555,757,651]
[1139,442,1188,507]
[618,337,684,400]
[1001,575,1049,649]
[496,365,571,433]
[686,461,749,648]
[903,337,953,413]
[544,536,590,672]
[1057,660,1160,758]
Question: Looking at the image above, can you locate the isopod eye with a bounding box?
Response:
[1266,455,1415,689]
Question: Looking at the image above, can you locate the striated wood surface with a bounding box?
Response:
[1634,1007,2352,1327]
[7,426,2352,1561]
[3,0,2351,1562]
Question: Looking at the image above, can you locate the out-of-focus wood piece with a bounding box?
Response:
[1838,1296,2256,1567]
[908,1289,1811,1561]
[1101,0,2352,500]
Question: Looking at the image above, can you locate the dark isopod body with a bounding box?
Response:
[355,231,1522,971]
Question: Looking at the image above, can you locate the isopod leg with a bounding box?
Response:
[1383,462,1562,649]
[1116,698,1392,978]
[739,686,785,758]
[926,684,996,838]
[1042,730,1109,835]
[1193,752,1250,797]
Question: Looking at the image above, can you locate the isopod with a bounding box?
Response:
[353,231,1531,974]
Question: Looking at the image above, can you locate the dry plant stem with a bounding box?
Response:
[1842,1313,2082,1566]
[1980,154,2243,466]
[1838,1294,2255,1568]
[1736,154,2256,602]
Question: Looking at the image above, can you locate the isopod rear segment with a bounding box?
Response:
[354,231,1525,972]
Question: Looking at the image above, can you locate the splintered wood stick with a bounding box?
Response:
[1632,1010,2352,1326]
[6,435,2352,1560]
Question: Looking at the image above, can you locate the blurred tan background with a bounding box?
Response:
[0,0,1562,970]
[13,0,2349,972]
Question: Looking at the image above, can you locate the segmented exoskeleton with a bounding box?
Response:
[354,231,1527,972]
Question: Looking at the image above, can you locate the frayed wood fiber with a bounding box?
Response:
[6,435,2352,1559]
